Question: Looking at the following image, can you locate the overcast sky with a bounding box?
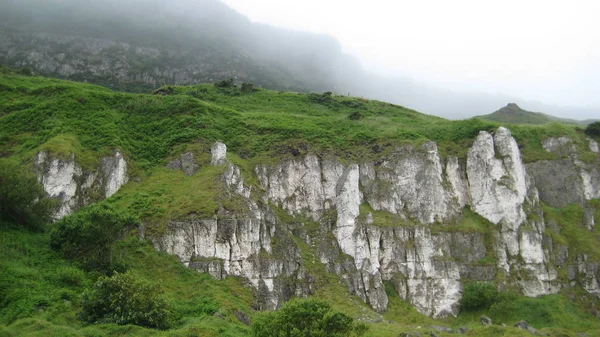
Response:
[222,0,600,110]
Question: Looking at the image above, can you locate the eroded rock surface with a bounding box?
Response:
[36,150,128,219]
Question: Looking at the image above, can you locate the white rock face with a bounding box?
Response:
[379,227,462,318]
[361,142,460,224]
[446,157,470,207]
[36,150,128,219]
[542,136,575,154]
[589,138,599,153]
[257,155,342,221]
[155,129,598,318]
[467,128,527,229]
[211,142,227,165]
[37,152,81,219]
[155,159,312,310]
[334,165,363,267]
[103,150,128,198]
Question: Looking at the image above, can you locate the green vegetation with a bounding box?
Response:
[252,299,367,337]
[2,69,600,337]
[81,271,172,329]
[50,204,138,273]
[543,202,600,260]
[585,121,600,138]
[460,282,499,311]
[0,159,55,231]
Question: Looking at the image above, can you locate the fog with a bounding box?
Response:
[1,0,598,119]
[223,0,600,119]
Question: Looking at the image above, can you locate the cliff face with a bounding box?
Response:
[35,150,128,219]
[38,129,600,318]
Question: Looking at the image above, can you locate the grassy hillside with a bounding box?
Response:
[477,103,595,126]
[2,68,600,336]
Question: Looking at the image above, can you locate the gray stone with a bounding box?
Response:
[514,320,543,335]
[166,159,182,171]
[480,315,492,326]
[211,142,227,165]
[180,152,199,176]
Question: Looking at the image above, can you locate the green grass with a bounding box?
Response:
[3,67,594,171]
[543,203,600,260]
[0,227,255,337]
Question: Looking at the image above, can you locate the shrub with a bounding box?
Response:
[461,282,499,311]
[252,298,367,337]
[0,159,55,231]
[585,121,600,138]
[50,204,138,272]
[214,78,236,88]
[348,111,362,120]
[241,82,256,93]
[81,271,172,329]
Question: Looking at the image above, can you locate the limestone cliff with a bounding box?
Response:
[154,129,599,317]
[37,129,600,318]
[35,150,128,219]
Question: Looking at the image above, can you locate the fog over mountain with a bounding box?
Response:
[1,0,597,120]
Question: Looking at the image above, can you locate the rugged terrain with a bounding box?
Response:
[2,69,600,336]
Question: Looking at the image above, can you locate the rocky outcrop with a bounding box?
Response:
[151,128,599,318]
[166,152,199,176]
[35,150,128,219]
[211,142,228,166]
[527,136,600,207]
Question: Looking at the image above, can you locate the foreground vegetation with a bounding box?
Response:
[2,68,600,336]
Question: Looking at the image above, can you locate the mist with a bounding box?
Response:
[1,0,598,120]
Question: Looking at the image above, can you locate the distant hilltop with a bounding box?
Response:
[477,103,597,126]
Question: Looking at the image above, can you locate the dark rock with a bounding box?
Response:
[480,315,492,326]
[399,332,422,337]
[180,152,199,176]
[514,320,543,335]
[167,152,199,176]
[526,160,587,207]
[234,309,251,325]
[166,159,182,171]
[458,326,468,334]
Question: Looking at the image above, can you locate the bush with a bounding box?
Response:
[214,78,236,88]
[50,204,138,272]
[252,298,367,337]
[0,159,55,230]
[461,282,499,311]
[241,82,256,93]
[81,271,172,329]
[348,111,362,120]
[585,121,600,138]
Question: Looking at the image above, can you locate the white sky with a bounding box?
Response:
[222,0,600,109]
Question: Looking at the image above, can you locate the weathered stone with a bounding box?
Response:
[480,315,492,326]
[211,142,227,165]
[36,150,127,219]
[166,159,182,171]
[542,136,576,156]
[180,152,199,176]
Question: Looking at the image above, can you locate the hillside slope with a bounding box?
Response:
[2,70,600,336]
